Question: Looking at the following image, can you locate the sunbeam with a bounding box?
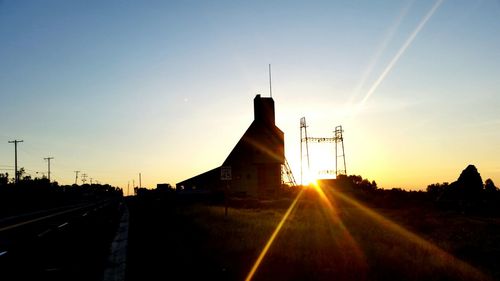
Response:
[320,182,490,280]
[349,0,413,105]
[245,177,490,281]
[244,188,305,281]
[309,182,368,273]
[353,0,444,115]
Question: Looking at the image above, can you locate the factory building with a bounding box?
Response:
[176,94,284,198]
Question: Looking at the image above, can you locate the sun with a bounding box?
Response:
[302,171,319,186]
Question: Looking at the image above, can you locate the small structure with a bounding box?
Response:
[176,95,284,198]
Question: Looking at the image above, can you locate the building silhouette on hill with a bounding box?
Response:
[176,94,284,198]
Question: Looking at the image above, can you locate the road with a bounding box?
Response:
[0,199,122,281]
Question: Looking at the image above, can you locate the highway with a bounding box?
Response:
[0,199,122,281]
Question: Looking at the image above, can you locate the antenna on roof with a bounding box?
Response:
[268,64,272,98]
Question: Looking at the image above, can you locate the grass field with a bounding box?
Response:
[126,185,500,281]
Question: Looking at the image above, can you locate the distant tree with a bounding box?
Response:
[484,178,497,192]
[15,167,27,182]
[427,182,449,200]
[335,174,377,193]
[0,173,8,186]
[348,175,363,186]
[444,165,484,200]
[157,183,173,191]
[457,165,484,192]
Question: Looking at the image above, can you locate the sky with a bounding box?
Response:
[0,0,499,193]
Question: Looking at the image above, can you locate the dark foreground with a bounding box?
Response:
[0,199,122,281]
[126,188,500,281]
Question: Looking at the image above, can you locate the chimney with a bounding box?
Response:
[254,94,275,125]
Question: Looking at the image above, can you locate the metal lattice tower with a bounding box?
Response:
[334,125,347,176]
[300,117,347,184]
[300,117,310,185]
[281,158,297,187]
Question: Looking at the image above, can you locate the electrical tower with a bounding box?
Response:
[334,126,347,176]
[299,117,310,185]
[300,117,347,184]
[281,158,297,187]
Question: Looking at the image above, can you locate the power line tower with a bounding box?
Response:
[300,118,347,183]
[334,126,347,176]
[44,157,54,182]
[8,139,23,184]
[299,117,310,185]
[281,158,297,187]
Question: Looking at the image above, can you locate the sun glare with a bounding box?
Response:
[304,173,318,186]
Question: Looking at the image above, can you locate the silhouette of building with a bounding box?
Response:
[176,95,284,198]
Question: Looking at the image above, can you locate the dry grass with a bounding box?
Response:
[127,188,500,281]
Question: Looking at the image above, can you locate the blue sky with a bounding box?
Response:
[1,0,499,192]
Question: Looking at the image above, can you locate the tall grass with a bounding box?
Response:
[128,188,498,281]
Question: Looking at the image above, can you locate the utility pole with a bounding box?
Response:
[139,173,142,189]
[74,171,80,185]
[8,140,23,184]
[269,64,273,98]
[81,173,88,184]
[127,181,130,197]
[44,157,54,182]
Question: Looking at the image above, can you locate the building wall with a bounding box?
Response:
[176,95,284,198]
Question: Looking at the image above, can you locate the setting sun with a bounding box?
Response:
[302,171,319,186]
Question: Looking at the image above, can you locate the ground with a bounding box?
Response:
[125,186,500,281]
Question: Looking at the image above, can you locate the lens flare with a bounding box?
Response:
[354,0,444,115]
[322,183,489,280]
[245,179,489,281]
[244,188,305,281]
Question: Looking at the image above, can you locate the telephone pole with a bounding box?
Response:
[44,157,54,182]
[139,173,142,189]
[74,171,80,185]
[8,140,23,184]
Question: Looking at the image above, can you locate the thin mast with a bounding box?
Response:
[269,64,272,98]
